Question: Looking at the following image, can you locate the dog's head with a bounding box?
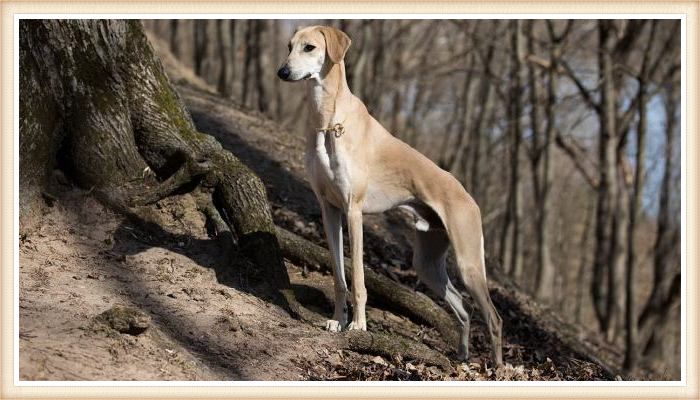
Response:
[277,25,351,82]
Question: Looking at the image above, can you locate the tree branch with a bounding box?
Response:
[559,59,602,115]
[554,131,600,188]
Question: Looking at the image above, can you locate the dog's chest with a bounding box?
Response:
[307,130,352,207]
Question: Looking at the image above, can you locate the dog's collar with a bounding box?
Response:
[319,122,346,138]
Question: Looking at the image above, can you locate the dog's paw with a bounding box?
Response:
[325,319,343,332]
[457,341,470,362]
[346,320,367,331]
[457,349,470,362]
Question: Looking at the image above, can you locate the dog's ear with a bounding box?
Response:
[319,26,351,64]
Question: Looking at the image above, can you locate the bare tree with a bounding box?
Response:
[467,21,499,201]
[193,20,207,77]
[229,20,239,99]
[442,22,478,174]
[623,20,658,371]
[368,20,385,117]
[272,20,283,120]
[637,72,681,364]
[242,20,254,108]
[216,20,232,97]
[389,21,408,133]
[254,20,269,113]
[500,20,524,279]
[528,20,571,301]
[169,20,180,59]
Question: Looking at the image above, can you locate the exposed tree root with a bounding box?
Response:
[339,330,453,373]
[275,226,460,349]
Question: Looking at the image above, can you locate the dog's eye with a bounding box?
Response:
[304,44,316,52]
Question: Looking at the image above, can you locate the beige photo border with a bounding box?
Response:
[1,1,697,398]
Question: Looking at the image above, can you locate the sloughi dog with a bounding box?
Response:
[277,25,503,365]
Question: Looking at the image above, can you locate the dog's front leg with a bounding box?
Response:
[320,200,348,332]
[346,205,367,331]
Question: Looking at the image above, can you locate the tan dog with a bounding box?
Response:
[278,25,503,365]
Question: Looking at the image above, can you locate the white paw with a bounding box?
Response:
[325,319,343,332]
[346,320,367,331]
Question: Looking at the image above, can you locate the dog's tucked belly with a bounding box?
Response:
[362,182,412,214]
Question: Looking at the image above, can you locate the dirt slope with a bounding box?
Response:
[19,187,341,380]
[18,32,632,382]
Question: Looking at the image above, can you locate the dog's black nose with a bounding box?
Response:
[277,66,291,80]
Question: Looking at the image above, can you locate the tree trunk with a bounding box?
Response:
[575,206,593,324]
[622,76,645,370]
[193,20,207,77]
[466,29,496,197]
[272,20,283,120]
[591,20,619,335]
[242,20,254,108]
[389,23,406,134]
[19,19,290,301]
[445,29,477,175]
[403,22,439,147]
[369,20,385,118]
[169,20,180,59]
[216,20,232,98]
[500,20,524,280]
[351,21,370,102]
[532,20,559,302]
[623,20,657,371]
[637,80,681,358]
[254,20,269,113]
[229,20,239,100]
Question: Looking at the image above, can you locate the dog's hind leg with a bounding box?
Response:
[319,200,348,332]
[447,204,503,366]
[413,228,473,361]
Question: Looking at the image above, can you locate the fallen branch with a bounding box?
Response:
[340,330,453,372]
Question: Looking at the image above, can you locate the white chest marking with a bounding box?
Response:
[314,131,352,206]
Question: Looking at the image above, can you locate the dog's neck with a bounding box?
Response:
[308,61,350,130]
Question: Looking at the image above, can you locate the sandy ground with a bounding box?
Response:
[19,188,340,381]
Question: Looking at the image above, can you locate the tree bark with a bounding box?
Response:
[530,20,562,302]
[591,20,620,336]
[444,24,477,175]
[254,20,269,113]
[637,79,681,358]
[500,20,524,280]
[575,206,593,324]
[229,20,239,99]
[272,20,283,120]
[369,20,385,118]
[193,20,207,77]
[340,331,452,372]
[19,19,290,300]
[169,20,180,59]
[389,22,406,134]
[350,21,370,103]
[216,20,232,98]
[242,20,254,108]
[623,20,657,371]
[466,26,496,197]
